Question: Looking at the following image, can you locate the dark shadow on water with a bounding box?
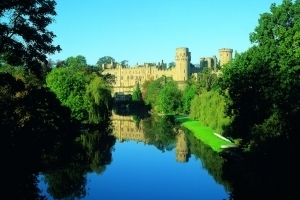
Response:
[0,73,116,200]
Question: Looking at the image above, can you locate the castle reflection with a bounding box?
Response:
[110,112,189,163]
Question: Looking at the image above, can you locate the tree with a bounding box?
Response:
[120,60,128,68]
[220,0,300,143]
[46,67,91,121]
[156,80,182,114]
[168,62,175,68]
[65,55,87,68]
[0,0,61,76]
[142,78,164,107]
[132,83,142,101]
[96,56,115,69]
[181,85,196,113]
[85,75,112,123]
[197,67,218,92]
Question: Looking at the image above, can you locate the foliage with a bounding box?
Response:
[168,62,175,68]
[85,75,113,123]
[46,67,91,121]
[0,73,77,165]
[120,60,128,68]
[65,55,87,68]
[156,80,182,114]
[220,0,300,144]
[96,56,115,69]
[190,90,231,134]
[0,0,61,76]
[181,85,197,113]
[142,77,182,113]
[46,65,113,123]
[0,61,48,88]
[142,77,164,106]
[132,83,142,101]
[197,67,219,92]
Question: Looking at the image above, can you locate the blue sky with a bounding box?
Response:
[48,0,283,66]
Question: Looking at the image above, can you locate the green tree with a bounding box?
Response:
[46,67,91,121]
[132,83,142,101]
[65,55,87,68]
[156,80,182,114]
[85,75,113,123]
[120,60,128,68]
[181,85,197,113]
[96,56,115,69]
[190,90,231,134]
[197,67,218,92]
[142,78,164,107]
[0,0,61,76]
[220,0,300,143]
[168,62,175,68]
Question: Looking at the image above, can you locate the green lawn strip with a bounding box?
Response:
[174,115,232,152]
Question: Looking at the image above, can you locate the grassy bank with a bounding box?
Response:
[175,115,232,153]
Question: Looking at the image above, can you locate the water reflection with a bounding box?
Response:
[176,129,189,163]
[110,112,190,163]
[42,122,116,199]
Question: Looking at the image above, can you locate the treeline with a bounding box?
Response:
[0,57,117,199]
[0,3,119,197]
[141,66,229,136]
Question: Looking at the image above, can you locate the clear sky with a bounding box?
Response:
[48,0,283,66]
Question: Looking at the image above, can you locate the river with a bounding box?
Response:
[38,113,229,200]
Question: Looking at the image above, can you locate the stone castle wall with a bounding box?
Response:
[102,47,232,94]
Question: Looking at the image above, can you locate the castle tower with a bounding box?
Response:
[175,47,191,81]
[219,48,233,66]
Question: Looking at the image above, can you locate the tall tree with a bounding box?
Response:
[0,0,61,76]
[132,83,142,101]
[220,0,300,143]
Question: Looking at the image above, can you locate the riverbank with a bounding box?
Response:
[175,115,232,153]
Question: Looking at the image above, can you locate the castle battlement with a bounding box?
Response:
[102,47,232,94]
[219,48,233,67]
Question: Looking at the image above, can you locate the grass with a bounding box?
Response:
[175,115,232,152]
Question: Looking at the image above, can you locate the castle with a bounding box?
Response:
[102,47,233,94]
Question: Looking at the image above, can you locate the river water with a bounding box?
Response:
[38,114,229,200]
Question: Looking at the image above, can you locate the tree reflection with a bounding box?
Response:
[43,142,88,200]
[79,121,116,175]
[143,115,178,152]
[183,128,232,193]
[42,122,116,199]
[0,73,116,199]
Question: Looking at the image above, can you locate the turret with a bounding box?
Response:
[175,47,191,81]
[219,48,233,66]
